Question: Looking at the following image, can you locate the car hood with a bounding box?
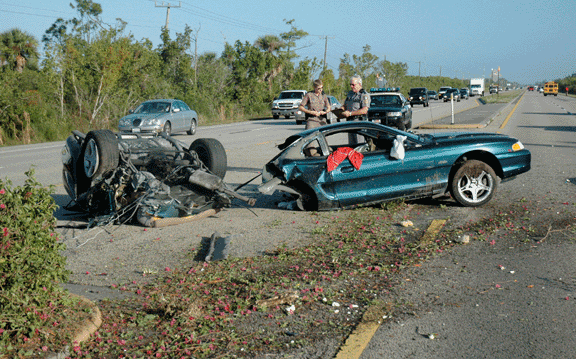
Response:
[368,106,403,112]
[121,113,165,121]
[429,132,513,144]
[273,98,302,104]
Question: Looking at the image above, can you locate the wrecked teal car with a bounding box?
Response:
[258,122,531,210]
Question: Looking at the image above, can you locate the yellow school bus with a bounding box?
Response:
[543,81,558,96]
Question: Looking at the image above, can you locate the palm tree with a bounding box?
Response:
[0,28,40,72]
[254,35,286,91]
[254,35,284,54]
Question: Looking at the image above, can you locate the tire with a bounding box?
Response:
[406,118,413,130]
[273,115,279,119]
[186,119,197,135]
[81,130,119,181]
[163,122,172,136]
[450,160,498,207]
[189,138,227,179]
[285,115,290,119]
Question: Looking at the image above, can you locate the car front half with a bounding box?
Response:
[119,100,174,134]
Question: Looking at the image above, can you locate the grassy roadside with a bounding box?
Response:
[3,195,553,358]
[480,90,522,104]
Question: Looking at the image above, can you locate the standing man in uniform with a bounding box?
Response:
[341,75,370,145]
[299,79,331,130]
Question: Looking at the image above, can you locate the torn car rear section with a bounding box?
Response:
[258,122,531,211]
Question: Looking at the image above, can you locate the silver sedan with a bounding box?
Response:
[118,99,198,136]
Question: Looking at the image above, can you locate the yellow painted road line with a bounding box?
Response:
[334,219,448,359]
[334,304,387,359]
[500,92,525,129]
[421,219,447,244]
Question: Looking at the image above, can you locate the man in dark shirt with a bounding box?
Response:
[341,75,370,144]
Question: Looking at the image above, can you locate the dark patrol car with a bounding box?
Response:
[367,87,413,131]
[408,87,429,107]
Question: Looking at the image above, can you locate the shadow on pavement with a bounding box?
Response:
[518,125,576,133]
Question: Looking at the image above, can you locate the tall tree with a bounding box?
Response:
[352,45,379,79]
[279,19,308,59]
[158,26,193,89]
[376,60,408,87]
[254,35,285,92]
[0,29,39,72]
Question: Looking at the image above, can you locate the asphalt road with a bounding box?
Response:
[360,91,576,359]
[3,91,575,358]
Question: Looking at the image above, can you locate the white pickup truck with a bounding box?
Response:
[271,90,307,119]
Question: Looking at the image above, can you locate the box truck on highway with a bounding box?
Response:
[470,78,485,97]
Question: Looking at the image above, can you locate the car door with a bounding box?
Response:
[178,101,193,130]
[328,130,438,207]
[170,102,184,132]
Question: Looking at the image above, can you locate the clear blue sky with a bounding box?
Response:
[1,0,574,85]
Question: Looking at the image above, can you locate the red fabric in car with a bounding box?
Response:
[327,147,364,172]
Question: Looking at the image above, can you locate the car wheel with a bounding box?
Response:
[163,122,172,135]
[273,115,279,119]
[189,138,227,179]
[406,118,413,130]
[450,160,498,207]
[186,119,197,135]
[81,130,119,181]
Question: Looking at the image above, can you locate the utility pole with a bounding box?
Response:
[439,66,442,77]
[155,1,181,29]
[417,61,421,77]
[320,36,334,74]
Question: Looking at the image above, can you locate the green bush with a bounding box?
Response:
[0,169,72,352]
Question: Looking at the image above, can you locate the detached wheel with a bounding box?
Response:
[189,138,227,179]
[450,160,498,207]
[82,130,119,181]
[187,119,197,135]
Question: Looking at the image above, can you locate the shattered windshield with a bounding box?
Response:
[134,102,171,114]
